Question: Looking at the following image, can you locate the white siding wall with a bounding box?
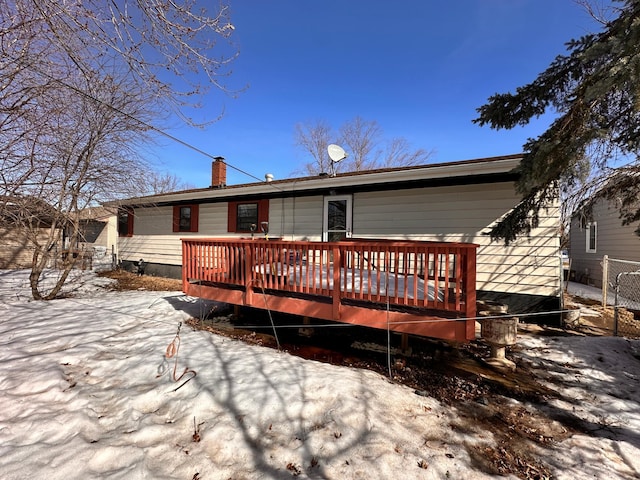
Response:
[271,196,324,241]
[105,215,118,257]
[570,198,640,287]
[353,183,561,296]
[198,203,232,235]
[119,203,232,264]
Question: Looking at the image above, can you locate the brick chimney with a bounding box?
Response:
[211,156,226,188]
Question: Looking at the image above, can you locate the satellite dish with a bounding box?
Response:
[328,144,348,163]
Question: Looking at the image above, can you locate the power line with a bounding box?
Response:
[10,55,284,190]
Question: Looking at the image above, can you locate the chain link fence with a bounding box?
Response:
[602,256,640,338]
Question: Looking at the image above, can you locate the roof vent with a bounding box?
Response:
[265,173,274,182]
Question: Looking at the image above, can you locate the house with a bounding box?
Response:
[0,195,119,270]
[570,194,640,288]
[74,206,118,265]
[0,195,63,269]
[114,154,563,321]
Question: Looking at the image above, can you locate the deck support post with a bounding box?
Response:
[332,246,341,320]
[298,316,314,337]
[400,333,411,355]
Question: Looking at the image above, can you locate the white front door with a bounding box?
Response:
[323,195,352,242]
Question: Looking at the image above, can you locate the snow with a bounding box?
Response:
[1,269,639,479]
[567,280,619,307]
[567,280,608,304]
[516,335,640,479]
[255,263,445,301]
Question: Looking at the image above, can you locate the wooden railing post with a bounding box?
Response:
[244,243,253,305]
[182,240,189,293]
[464,247,477,340]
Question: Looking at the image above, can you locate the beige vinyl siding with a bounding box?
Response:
[119,235,180,264]
[95,216,117,251]
[570,198,640,287]
[119,200,325,264]
[197,203,231,235]
[120,203,232,264]
[591,200,640,261]
[0,227,62,269]
[105,215,118,255]
[271,196,324,241]
[119,181,561,297]
[352,183,561,295]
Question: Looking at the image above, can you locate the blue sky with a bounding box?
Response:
[150,0,607,188]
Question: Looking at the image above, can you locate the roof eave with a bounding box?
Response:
[114,155,522,206]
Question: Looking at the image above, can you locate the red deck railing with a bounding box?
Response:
[182,238,478,341]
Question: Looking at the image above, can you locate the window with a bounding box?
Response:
[237,203,258,231]
[228,199,269,233]
[118,207,134,237]
[586,222,597,253]
[173,205,199,233]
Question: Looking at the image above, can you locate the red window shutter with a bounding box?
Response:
[127,208,134,236]
[190,204,199,232]
[227,202,237,232]
[258,199,269,225]
[172,206,180,232]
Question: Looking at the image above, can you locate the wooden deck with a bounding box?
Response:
[182,238,478,342]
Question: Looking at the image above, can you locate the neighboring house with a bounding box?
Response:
[113,154,563,314]
[0,197,118,270]
[570,195,640,288]
[74,206,119,261]
[0,195,62,269]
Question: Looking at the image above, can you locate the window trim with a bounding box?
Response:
[228,199,269,233]
[172,204,199,233]
[118,207,134,237]
[579,216,587,230]
[586,221,597,253]
[322,194,353,242]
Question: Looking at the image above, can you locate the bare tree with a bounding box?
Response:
[1,0,239,299]
[381,137,436,169]
[293,120,334,175]
[338,116,383,171]
[12,62,157,299]
[294,117,434,175]
[19,0,240,123]
[142,172,197,196]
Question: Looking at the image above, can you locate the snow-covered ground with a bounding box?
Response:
[1,269,639,479]
[568,280,640,311]
[567,281,609,304]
